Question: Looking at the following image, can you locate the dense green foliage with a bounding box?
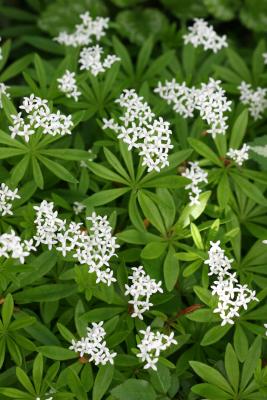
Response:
[0,1,267,399]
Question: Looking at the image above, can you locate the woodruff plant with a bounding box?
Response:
[0,1,266,399]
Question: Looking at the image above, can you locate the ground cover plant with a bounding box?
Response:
[0,0,267,399]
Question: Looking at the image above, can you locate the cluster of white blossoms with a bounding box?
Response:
[205,241,258,326]
[57,70,81,101]
[181,161,208,205]
[226,143,250,166]
[125,266,163,319]
[34,200,119,285]
[137,326,177,370]
[155,78,231,137]
[0,82,10,108]
[183,18,228,53]
[79,45,120,76]
[9,94,73,142]
[36,397,53,400]
[69,321,116,365]
[103,89,173,172]
[73,201,86,215]
[263,53,267,64]
[0,183,20,216]
[239,81,267,120]
[0,230,36,264]
[54,12,109,47]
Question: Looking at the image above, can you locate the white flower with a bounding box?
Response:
[0,83,10,108]
[0,230,36,264]
[0,183,20,216]
[79,45,120,76]
[73,201,86,215]
[183,18,228,53]
[155,78,231,138]
[206,241,258,326]
[125,266,163,319]
[54,12,109,47]
[263,53,267,64]
[227,143,250,166]
[181,161,208,205]
[34,201,119,286]
[9,94,73,141]
[263,240,267,244]
[137,326,177,370]
[57,70,81,101]
[239,81,267,120]
[103,89,173,172]
[69,321,116,365]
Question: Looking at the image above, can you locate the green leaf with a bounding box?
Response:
[201,324,231,346]
[178,191,211,228]
[14,284,77,303]
[252,39,265,83]
[57,323,75,343]
[188,138,222,166]
[11,154,30,185]
[111,379,156,400]
[190,361,233,393]
[229,109,248,149]
[112,36,134,77]
[234,324,248,363]
[0,387,32,399]
[34,53,47,90]
[217,172,231,209]
[16,367,35,394]
[148,363,171,394]
[190,223,204,249]
[0,54,33,82]
[84,188,130,207]
[192,383,233,399]
[38,155,78,183]
[38,346,77,360]
[138,191,166,234]
[136,36,154,77]
[141,175,189,189]
[93,364,114,400]
[2,293,14,328]
[141,242,167,259]
[88,161,128,184]
[164,246,179,292]
[33,353,43,393]
[231,173,267,206]
[225,344,239,391]
[41,149,90,160]
[240,336,262,391]
[67,368,87,400]
[226,48,251,82]
[32,157,44,189]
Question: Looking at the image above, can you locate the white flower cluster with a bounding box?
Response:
[0,183,20,216]
[181,161,208,205]
[57,70,81,101]
[183,18,228,53]
[263,53,267,64]
[103,89,173,172]
[9,94,73,142]
[79,45,120,76]
[125,266,163,319]
[205,241,258,326]
[34,201,119,285]
[36,397,53,400]
[69,321,116,365]
[0,230,36,264]
[54,12,109,47]
[155,78,231,138]
[227,143,250,166]
[137,326,177,370]
[0,82,10,108]
[239,81,267,120]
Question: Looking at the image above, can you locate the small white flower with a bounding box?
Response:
[263,53,267,65]
[103,89,173,172]
[239,81,267,120]
[137,326,177,370]
[227,143,250,166]
[54,12,109,47]
[57,70,81,101]
[0,183,20,216]
[0,83,10,108]
[181,161,208,205]
[125,266,163,319]
[79,45,120,76]
[206,241,258,326]
[183,18,228,53]
[69,321,116,365]
[73,201,86,215]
